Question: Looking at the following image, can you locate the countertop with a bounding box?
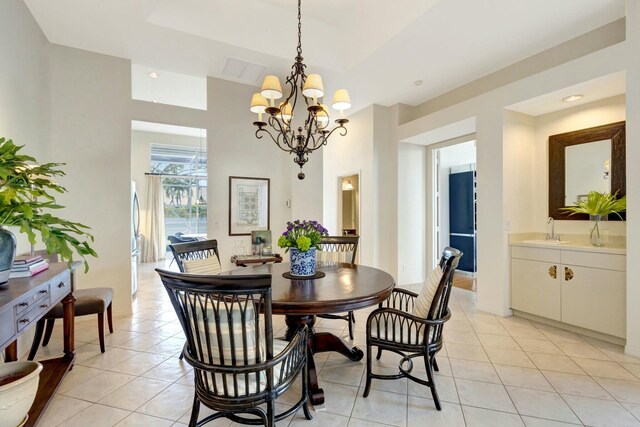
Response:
[509,233,626,255]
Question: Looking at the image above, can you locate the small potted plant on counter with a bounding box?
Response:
[562,190,626,246]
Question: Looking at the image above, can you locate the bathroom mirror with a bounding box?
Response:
[548,121,625,220]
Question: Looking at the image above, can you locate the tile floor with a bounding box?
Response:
[32,261,640,426]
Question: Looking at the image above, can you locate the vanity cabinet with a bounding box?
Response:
[511,245,626,338]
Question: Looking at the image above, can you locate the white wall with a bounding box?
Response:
[398,143,425,285]
[324,106,375,265]
[47,45,133,315]
[625,0,640,357]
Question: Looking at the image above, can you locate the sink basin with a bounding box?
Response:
[521,239,570,245]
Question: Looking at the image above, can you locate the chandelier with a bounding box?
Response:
[249,0,351,180]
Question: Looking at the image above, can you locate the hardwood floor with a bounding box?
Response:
[453,272,475,291]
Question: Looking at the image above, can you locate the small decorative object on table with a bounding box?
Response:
[278,220,328,276]
[561,191,626,246]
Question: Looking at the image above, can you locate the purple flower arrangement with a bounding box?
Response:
[278,220,328,252]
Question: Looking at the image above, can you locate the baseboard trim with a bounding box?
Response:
[513,310,625,346]
[477,304,513,317]
[625,345,640,358]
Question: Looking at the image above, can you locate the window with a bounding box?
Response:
[150,144,207,237]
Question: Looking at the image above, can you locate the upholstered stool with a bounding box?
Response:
[28,287,114,360]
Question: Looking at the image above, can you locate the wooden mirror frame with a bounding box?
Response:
[548,121,626,220]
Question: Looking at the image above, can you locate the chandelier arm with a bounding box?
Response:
[266,114,294,149]
[320,124,349,144]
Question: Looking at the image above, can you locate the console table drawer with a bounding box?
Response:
[15,284,51,316]
[16,296,51,332]
[50,270,71,302]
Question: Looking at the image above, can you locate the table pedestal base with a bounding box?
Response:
[285,315,363,406]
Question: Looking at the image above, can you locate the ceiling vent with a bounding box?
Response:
[221,57,267,84]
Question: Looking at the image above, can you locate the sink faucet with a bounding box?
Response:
[546,217,560,241]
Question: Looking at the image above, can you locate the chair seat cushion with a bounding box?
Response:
[182,257,222,275]
[45,287,113,319]
[412,265,443,318]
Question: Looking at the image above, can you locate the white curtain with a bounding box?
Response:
[141,175,166,262]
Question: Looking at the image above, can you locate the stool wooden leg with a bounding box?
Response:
[42,318,56,347]
[28,319,46,361]
[107,302,114,333]
[98,312,105,353]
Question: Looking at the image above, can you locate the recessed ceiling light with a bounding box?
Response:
[562,94,583,102]
[152,100,159,104]
[414,80,423,86]
[148,72,159,79]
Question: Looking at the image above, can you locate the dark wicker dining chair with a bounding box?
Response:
[156,269,312,427]
[363,247,462,410]
[169,239,222,274]
[316,236,359,339]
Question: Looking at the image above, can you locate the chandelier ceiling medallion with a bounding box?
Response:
[249,0,351,180]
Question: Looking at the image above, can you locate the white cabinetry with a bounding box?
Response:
[511,245,626,338]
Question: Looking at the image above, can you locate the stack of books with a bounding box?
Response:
[10,254,49,279]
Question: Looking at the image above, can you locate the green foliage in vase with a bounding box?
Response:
[0,138,97,271]
[277,220,328,252]
[561,191,626,219]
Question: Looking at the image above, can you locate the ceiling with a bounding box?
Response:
[25,0,626,112]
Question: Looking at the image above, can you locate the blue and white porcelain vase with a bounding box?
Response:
[289,247,317,276]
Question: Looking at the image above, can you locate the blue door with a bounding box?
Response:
[449,171,476,272]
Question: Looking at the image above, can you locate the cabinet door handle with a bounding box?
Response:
[565,267,574,281]
[40,304,48,309]
[19,302,29,307]
[548,265,557,279]
[58,282,66,288]
[39,290,48,294]
[19,318,30,324]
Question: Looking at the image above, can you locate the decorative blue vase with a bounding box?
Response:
[289,247,316,276]
[0,227,17,284]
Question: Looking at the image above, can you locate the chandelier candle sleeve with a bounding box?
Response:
[249,0,351,180]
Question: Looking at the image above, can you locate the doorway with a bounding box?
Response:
[338,173,360,237]
[432,140,477,290]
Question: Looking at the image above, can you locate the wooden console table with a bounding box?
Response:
[230,254,283,267]
[0,262,78,427]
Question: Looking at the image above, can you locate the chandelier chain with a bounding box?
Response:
[297,0,302,57]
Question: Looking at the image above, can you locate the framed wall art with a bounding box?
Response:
[229,176,270,236]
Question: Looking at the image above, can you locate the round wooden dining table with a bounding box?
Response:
[225,261,395,405]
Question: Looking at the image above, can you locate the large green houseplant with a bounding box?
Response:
[0,137,97,282]
[561,191,626,246]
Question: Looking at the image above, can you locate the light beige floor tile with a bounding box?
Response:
[137,383,195,421]
[521,416,582,426]
[472,323,510,336]
[115,412,175,427]
[555,341,610,361]
[407,373,459,404]
[527,353,585,375]
[620,362,640,381]
[621,402,640,420]
[562,394,640,426]
[455,378,516,413]
[36,395,92,426]
[57,365,105,394]
[98,377,172,411]
[449,359,501,384]
[142,357,193,382]
[494,364,554,392]
[444,330,482,346]
[594,377,640,404]
[146,336,186,355]
[406,397,464,427]
[318,381,359,416]
[462,405,525,427]
[108,352,171,376]
[116,334,167,351]
[289,410,349,427]
[445,342,489,363]
[319,358,365,387]
[63,371,136,402]
[79,347,140,370]
[572,357,638,381]
[352,389,407,427]
[515,337,564,355]
[541,370,612,399]
[476,333,520,350]
[348,419,399,427]
[58,403,130,427]
[536,325,587,345]
[506,386,580,424]
[485,348,535,368]
[74,343,104,363]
